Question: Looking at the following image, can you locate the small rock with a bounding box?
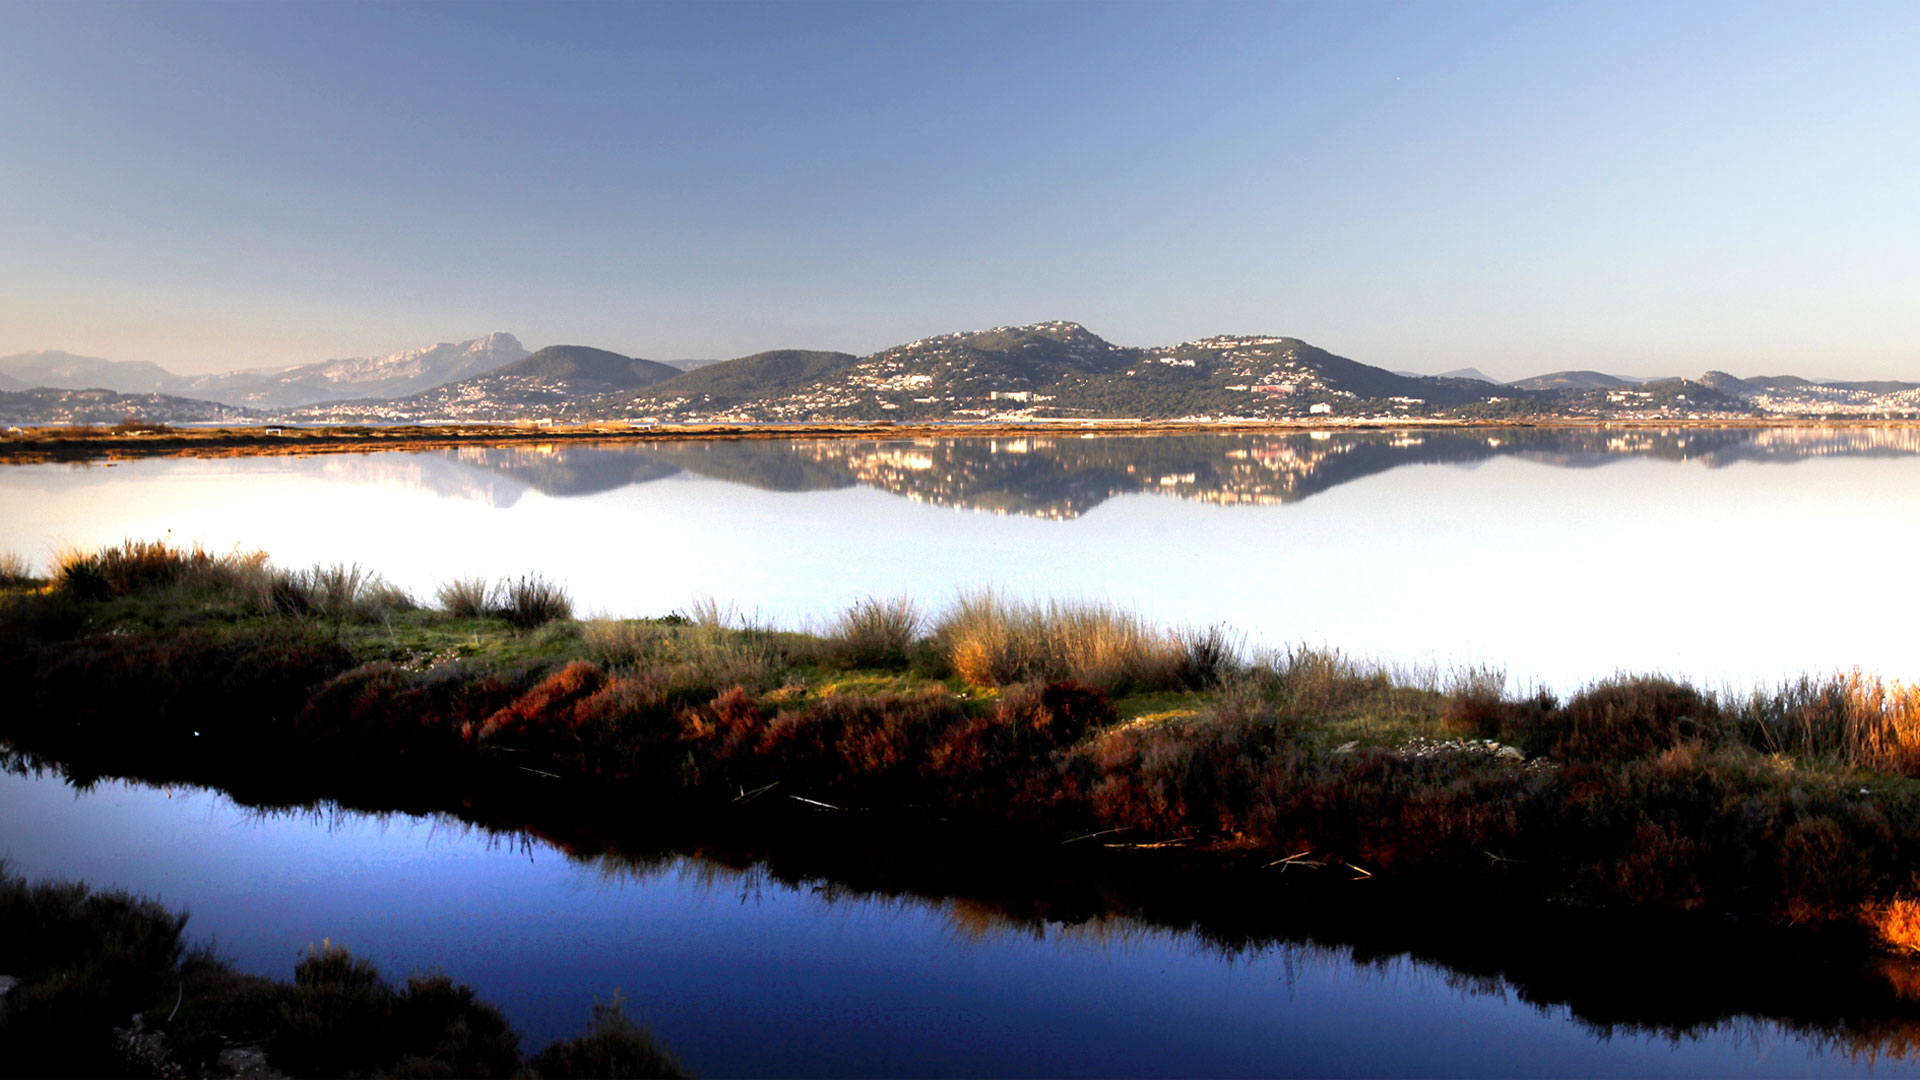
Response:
[1495,746,1525,762]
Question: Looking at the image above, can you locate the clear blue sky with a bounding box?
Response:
[2,0,1916,379]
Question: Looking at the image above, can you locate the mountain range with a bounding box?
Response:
[0,332,527,409]
[4,322,1918,426]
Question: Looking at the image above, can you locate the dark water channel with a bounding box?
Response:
[5,766,1918,1077]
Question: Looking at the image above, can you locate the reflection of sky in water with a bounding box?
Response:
[0,770,1887,1077]
[3,435,1919,693]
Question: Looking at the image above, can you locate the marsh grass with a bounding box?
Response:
[1738,670,1920,776]
[436,576,498,618]
[248,563,415,621]
[821,595,923,669]
[52,538,268,600]
[500,574,573,628]
[934,590,1187,693]
[584,616,791,694]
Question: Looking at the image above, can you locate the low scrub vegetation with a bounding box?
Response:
[14,541,1920,952]
[0,864,684,1078]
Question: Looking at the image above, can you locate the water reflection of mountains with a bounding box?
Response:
[395,427,1920,518]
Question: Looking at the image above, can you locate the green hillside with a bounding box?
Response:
[617,349,860,409]
[498,345,682,388]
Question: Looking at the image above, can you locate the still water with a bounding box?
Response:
[7,426,1920,1074]
[1,767,1911,1077]
[4,426,1919,692]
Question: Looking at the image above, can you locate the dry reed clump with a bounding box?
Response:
[248,563,415,620]
[52,538,268,599]
[0,550,33,586]
[1740,670,1920,776]
[435,576,498,618]
[1171,623,1240,690]
[433,575,571,626]
[500,574,572,628]
[934,591,1185,693]
[822,595,924,669]
[1273,646,1389,714]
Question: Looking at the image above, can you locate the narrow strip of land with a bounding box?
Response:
[3,416,1916,464]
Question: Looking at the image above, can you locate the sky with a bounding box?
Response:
[1,0,1916,381]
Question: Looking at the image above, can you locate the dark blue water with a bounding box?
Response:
[3,768,1910,1077]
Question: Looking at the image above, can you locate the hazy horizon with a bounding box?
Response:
[4,1,1917,381]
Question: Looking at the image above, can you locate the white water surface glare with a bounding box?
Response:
[2,428,1916,693]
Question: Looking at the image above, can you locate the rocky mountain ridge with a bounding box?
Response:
[6,322,1920,425]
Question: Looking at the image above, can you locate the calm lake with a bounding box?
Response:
[3,426,1918,692]
[6,426,1920,1075]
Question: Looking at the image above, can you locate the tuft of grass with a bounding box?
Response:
[499,574,572,628]
[684,594,742,630]
[1171,623,1239,690]
[436,576,498,618]
[248,563,414,621]
[823,595,923,669]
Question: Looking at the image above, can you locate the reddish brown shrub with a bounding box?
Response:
[475,661,609,744]
[753,690,966,800]
[1554,676,1724,761]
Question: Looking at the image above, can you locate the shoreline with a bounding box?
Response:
[3,415,1918,464]
[9,540,1920,961]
